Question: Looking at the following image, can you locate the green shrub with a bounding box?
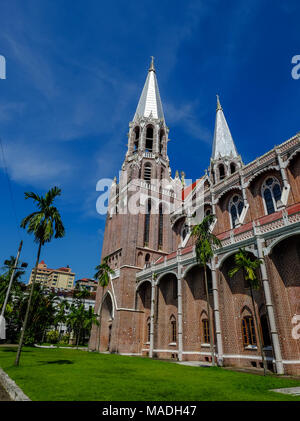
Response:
[46,330,59,344]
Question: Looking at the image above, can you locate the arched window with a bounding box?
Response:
[205,208,212,217]
[133,126,140,152]
[181,224,189,241]
[262,176,282,215]
[219,164,225,180]
[170,315,176,343]
[159,129,164,154]
[145,253,151,268]
[230,162,236,174]
[145,126,153,152]
[158,204,163,249]
[242,316,257,347]
[144,163,152,182]
[146,317,151,343]
[229,194,244,228]
[202,319,210,343]
[144,200,151,247]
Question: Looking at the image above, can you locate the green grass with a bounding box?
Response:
[0,346,299,401]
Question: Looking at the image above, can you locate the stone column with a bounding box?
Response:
[211,256,224,366]
[256,234,284,374]
[149,274,156,358]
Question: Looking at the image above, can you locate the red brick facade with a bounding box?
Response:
[89,65,300,375]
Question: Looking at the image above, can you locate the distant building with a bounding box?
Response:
[75,278,98,292]
[29,261,75,290]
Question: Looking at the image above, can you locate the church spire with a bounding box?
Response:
[212,95,238,160]
[133,57,165,122]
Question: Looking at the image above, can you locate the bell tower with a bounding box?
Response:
[209,95,243,184]
[123,56,170,183]
[91,59,181,355]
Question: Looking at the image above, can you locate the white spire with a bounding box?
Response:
[212,95,238,160]
[133,57,165,122]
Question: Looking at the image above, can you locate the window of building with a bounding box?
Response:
[262,177,282,215]
[133,126,140,152]
[202,319,210,343]
[242,316,257,346]
[145,127,153,152]
[230,162,236,174]
[144,200,151,247]
[158,204,163,249]
[144,163,152,182]
[181,224,189,242]
[159,129,164,154]
[147,317,151,343]
[229,194,244,228]
[145,253,151,268]
[170,315,176,343]
[219,164,225,180]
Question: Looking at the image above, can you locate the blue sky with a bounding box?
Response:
[0,0,299,283]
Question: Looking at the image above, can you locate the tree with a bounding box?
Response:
[191,214,221,366]
[15,186,65,366]
[94,257,115,351]
[228,247,267,375]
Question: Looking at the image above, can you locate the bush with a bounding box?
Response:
[59,333,70,345]
[46,330,59,344]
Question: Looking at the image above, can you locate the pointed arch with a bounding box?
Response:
[145,125,154,152]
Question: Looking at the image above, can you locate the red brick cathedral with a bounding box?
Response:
[89,59,300,375]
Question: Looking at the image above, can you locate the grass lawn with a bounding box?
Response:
[0,346,300,401]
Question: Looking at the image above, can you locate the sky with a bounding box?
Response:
[0,0,299,283]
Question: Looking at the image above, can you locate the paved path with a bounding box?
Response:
[271,387,300,396]
[0,382,11,401]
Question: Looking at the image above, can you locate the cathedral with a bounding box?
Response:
[89,58,300,376]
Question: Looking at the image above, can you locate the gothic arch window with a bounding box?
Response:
[170,315,177,343]
[262,176,282,215]
[133,126,140,152]
[219,164,225,180]
[241,316,257,347]
[229,194,244,228]
[145,253,151,268]
[144,163,152,182]
[146,317,151,343]
[158,203,163,249]
[181,223,189,242]
[159,129,164,154]
[144,200,151,247]
[230,162,236,174]
[145,126,154,152]
[202,319,210,343]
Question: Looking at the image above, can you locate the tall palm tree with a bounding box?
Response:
[94,257,114,351]
[15,186,65,366]
[228,248,267,375]
[191,214,221,366]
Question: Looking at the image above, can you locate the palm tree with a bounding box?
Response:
[191,214,221,366]
[94,257,114,351]
[14,186,65,366]
[228,248,267,375]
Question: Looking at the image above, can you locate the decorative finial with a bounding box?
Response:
[149,56,155,72]
[216,94,222,111]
